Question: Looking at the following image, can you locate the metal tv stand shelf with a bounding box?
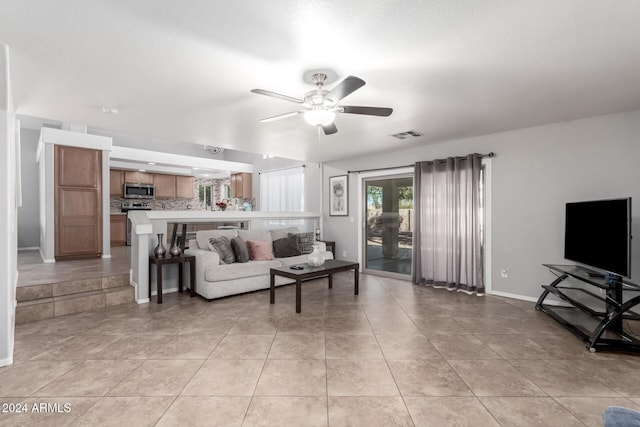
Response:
[535,264,640,353]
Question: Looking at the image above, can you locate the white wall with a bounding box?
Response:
[17,128,40,248]
[324,109,640,300]
[0,44,17,366]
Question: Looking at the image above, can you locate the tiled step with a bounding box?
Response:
[15,274,134,323]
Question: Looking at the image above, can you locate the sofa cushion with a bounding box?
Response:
[291,232,315,254]
[247,240,275,261]
[272,235,301,258]
[230,236,250,263]
[270,227,300,241]
[209,236,235,264]
[196,229,238,251]
[238,229,273,243]
[204,260,281,282]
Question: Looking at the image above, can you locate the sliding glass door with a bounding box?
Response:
[363,174,413,277]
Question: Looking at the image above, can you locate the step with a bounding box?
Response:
[15,273,134,324]
[16,273,130,302]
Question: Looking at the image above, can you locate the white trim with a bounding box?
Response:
[40,127,112,151]
[0,356,13,367]
[135,298,150,304]
[482,157,493,294]
[17,246,39,251]
[101,254,112,259]
[111,146,253,174]
[150,286,179,296]
[488,289,571,306]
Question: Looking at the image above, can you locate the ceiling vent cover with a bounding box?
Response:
[391,130,423,140]
[204,145,224,155]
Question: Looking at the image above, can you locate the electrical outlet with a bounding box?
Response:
[501,268,509,278]
[342,250,347,257]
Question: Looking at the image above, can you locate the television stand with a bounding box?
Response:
[535,264,640,353]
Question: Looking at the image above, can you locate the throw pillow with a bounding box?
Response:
[291,232,315,254]
[208,236,235,264]
[272,235,302,258]
[230,236,250,263]
[247,240,275,261]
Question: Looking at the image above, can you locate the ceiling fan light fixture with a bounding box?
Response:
[303,109,336,126]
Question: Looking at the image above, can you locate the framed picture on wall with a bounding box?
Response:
[329,175,348,216]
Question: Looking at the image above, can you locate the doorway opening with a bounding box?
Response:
[363,173,413,278]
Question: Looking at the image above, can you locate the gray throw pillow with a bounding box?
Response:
[290,232,315,254]
[209,236,235,264]
[230,236,250,263]
[273,235,302,258]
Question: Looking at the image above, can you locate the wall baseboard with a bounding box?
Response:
[489,290,571,307]
[136,298,150,304]
[0,356,13,367]
[17,246,39,251]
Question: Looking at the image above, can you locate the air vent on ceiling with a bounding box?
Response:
[390,130,423,140]
[204,145,224,155]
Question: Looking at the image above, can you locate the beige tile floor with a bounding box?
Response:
[2,273,640,426]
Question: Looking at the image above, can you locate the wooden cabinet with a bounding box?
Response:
[110,169,124,197]
[110,214,127,246]
[124,170,153,184]
[154,173,176,198]
[176,175,194,198]
[55,145,102,260]
[230,173,252,199]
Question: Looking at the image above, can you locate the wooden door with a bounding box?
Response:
[110,169,124,196]
[55,145,102,259]
[110,214,127,246]
[154,173,176,198]
[239,173,252,199]
[176,176,194,198]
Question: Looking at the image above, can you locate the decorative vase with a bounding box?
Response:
[154,233,167,258]
[307,243,325,267]
[169,244,182,257]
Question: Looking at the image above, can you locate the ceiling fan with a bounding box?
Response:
[251,73,393,135]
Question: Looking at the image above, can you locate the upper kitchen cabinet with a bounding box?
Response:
[176,175,194,199]
[124,170,153,184]
[55,145,102,260]
[230,173,252,199]
[154,173,176,199]
[110,169,124,196]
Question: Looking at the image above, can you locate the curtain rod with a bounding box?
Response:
[258,164,306,175]
[348,152,495,174]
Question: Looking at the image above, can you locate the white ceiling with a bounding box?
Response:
[2,0,640,163]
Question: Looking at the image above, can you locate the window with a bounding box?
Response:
[259,166,304,212]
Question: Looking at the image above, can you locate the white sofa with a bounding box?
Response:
[186,227,334,300]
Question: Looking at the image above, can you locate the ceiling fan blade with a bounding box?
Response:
[322,122,338,135]
[327,76,365,103]
[259,111,303,123]
[340,105,393,117]
[251,89,304,104]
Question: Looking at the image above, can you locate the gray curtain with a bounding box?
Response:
[412,153,484,294]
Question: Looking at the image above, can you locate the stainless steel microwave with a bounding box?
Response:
[124,183,155,199]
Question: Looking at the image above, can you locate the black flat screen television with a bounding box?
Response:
[564,198,632,277]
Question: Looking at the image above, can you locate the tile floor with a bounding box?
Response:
[2,273,640,426]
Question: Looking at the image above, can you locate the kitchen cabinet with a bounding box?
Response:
[110,214,127,246]
[154,173,177,199]
[176,175,194,199]
[124,170,153,184]
[110,169,124,196]
[55,145,102,260]
[230,173,252,199]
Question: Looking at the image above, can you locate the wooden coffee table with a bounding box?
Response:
[270,259,359,313]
